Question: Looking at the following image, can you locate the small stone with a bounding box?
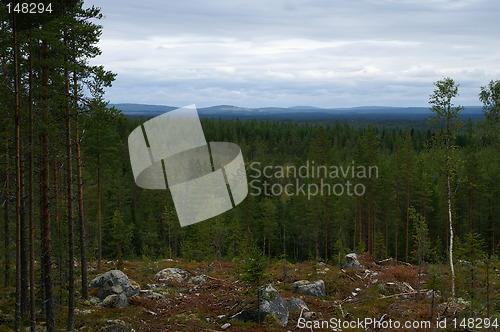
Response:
[136,290,165,300]
[221,323,231,330]
[303,311,317,319]
[100,294,128,308]
[189,275,208,284]
[74,308,94,315]
[425,289,441,299]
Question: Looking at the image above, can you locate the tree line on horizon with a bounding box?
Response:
[1,0,499,330]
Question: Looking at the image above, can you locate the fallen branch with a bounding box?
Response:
[204,275,226,282]
[376,258,393,264]
[227,299,242,313]
[376,257,413,266]
[397,260,413,266]
[339,296,352,305]
[298,307,313,332]
[402,281,415,292]
[336,304,345,317]
[340,269,356,281]
[380,290,428,299]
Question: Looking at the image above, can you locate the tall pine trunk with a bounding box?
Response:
[28,35,36,332]
[53,162,63,305]
[64,32,75,330]
[3,143,11,288]
[405,193,409,263]
[75,93,88,299]
[40,39,56,332]
[394,190,399,261]
[13,10,23,330]
[97,152,102,269]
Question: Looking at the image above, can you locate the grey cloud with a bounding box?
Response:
[89,0,499,107]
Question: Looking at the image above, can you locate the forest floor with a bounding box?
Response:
[0,255,498,331]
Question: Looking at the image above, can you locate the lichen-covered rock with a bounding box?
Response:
[89,270,140,307]
[286,297,309,311]
[155,267,189,283]
[290,280,326,298]
[343,253,363,269]
[100,319,134,332]
[189,275,208,284]
[100,294,128,308]
[83,296,101,306]
[132,290,165,301]
[231,284,289,327]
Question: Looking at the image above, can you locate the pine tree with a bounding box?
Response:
[239,244,268,324]
[110,210,132,269]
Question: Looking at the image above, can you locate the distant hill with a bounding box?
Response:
[288,106,323,110]
[110,103,177,116]
[110,103,484,121]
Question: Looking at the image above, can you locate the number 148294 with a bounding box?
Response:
[7,2,53,14]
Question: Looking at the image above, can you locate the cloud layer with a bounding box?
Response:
[90,0,499,107]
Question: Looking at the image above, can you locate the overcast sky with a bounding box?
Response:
[89,0,499,108]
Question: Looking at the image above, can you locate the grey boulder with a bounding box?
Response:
[155,267,189,283]
[231,284,289,327]
[286,297,309,311]
[343,253,363,269]
[291,280,326,298]
[89,270,140,308]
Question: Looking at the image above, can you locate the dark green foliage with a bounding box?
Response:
[410,207,433,264]
[63,113,497,265]
[110,210,132,269]
[239,244,269,289]
[455,233,486,261]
